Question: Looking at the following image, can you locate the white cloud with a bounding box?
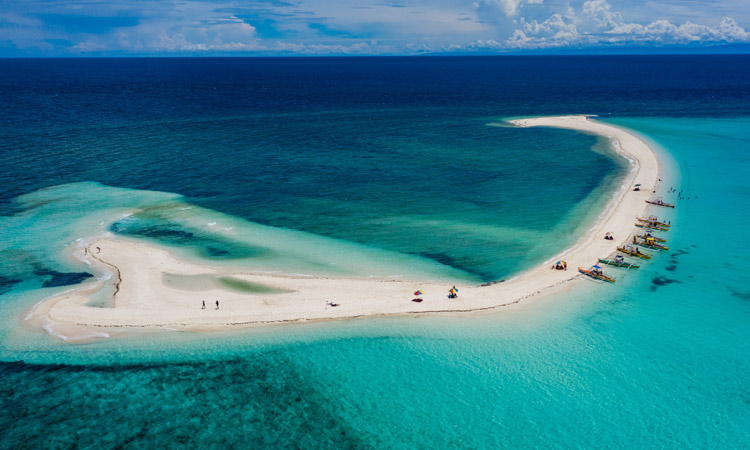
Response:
[478,0,544,18]
[131,32,387,55]
[1,0,749,55]
[70,6,261,54]
[582,0,623,29]
[274,40,390,55]
[603,16,750,43]
[505,14,579,48]
[466,39,504,49]
[497,0,750,49]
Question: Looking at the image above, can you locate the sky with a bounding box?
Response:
[1,0,749,56]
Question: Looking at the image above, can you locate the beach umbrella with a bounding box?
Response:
[414,290,423,296]
[635,184,642,187]
[449,288,457,294]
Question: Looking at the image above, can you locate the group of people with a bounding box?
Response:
[202,300,219,310]
[668,186,695,200]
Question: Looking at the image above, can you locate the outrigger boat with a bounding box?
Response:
[598,256,640,269]
[633,236,669,251]
[637,233,667,243]
[646,198,675,208]
[579,265,616,282]
[636,216,671,228]
[635,223,669,232]
[617,245,652,260]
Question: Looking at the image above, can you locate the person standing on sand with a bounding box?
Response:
[202,300,206,310]
[216,300,219,310]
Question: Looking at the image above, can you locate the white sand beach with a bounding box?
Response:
[27,115,661,341]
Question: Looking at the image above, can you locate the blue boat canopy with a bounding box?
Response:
[593,265,602,269]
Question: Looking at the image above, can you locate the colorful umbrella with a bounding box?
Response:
[414,290,423,296]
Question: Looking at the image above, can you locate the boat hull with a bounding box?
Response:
[646,201,675,208]
[617,247,652,260]
[637,234,667,243]
[578,268,616,282]
[635,223,669,232]
[639,243,669,251]
[636,218,671,227]
[598,258,640,269]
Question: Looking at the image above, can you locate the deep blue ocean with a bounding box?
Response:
[1,56,749,448]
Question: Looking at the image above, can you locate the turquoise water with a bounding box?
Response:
[2,56,750,448]
[0,117,624,284]
[1,117,748,448]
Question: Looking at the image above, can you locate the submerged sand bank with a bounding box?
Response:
[28,115,661,341]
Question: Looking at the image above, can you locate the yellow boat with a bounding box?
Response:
[637,233,667,243]
[617,245,652,260]
[636,217,671,228]
[635,223,669,232]
[634,237,669,251]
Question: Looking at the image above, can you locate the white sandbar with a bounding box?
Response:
[28,115,661,341]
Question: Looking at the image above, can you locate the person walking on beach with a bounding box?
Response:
[202,300,206,310]
[216,300,219,310]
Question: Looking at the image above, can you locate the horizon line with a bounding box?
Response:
[2,51,750,60]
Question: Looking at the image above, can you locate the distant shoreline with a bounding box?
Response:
[27,115,662,342]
